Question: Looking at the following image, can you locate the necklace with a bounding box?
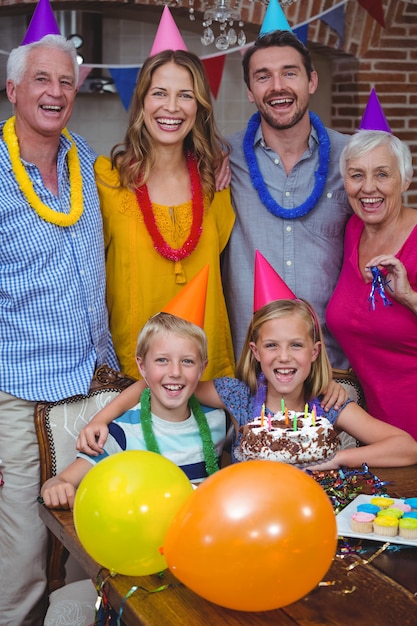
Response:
[243,111,331,219]
[3,116,84,227]
[135,152,204,262]
[140,387,219,476]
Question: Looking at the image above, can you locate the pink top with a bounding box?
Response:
[327,215,417,440]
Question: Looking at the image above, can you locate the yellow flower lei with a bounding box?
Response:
[3,116,84,227]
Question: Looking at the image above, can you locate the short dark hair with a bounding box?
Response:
[242,30,314,88]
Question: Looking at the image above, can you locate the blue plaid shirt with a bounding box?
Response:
[0,120,118,401]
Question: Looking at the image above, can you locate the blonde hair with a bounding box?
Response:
[235,299,332,400]
[110,50,227,201]
[136,312,208,364]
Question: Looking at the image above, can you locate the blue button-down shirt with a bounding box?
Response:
[0,121,117,401]
[223,120,352,369]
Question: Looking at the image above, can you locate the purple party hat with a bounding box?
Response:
[358,88,392,133]
[260,0,292,36]
[21,0,61,45]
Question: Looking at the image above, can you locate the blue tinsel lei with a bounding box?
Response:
[243,111,331,219]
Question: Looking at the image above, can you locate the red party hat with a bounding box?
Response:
[358,88,392,133]
[149,7,188,57]
[162,265,209,328]
[254,251,295,312]
[21,0,61,45]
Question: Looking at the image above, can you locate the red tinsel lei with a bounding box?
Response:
[135,152,204,262]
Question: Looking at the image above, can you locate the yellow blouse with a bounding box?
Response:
[95,155,235,380]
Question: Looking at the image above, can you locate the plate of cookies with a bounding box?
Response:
[336,494,417,545]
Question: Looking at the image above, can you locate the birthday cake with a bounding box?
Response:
[235,411,339,466]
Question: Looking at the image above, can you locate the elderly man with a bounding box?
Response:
[0,34,117,625]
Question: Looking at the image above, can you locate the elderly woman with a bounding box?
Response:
[326,130,417,440]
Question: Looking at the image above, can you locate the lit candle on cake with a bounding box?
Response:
[304,403,308,419]
[261,403,265,427]
[285,407,289,426]
[281,398,285,413]
[267,412,272,431]
[312,404,316,426]
[293,413,297,431]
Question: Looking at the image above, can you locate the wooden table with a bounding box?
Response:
[39,466,417,626]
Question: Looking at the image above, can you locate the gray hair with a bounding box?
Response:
[340,130,413,186]
[7,34,79,85]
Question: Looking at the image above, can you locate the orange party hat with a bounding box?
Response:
[162,265,209,328]
[254,250,295,312]
[21,0,61,45]
[149,6,188,57]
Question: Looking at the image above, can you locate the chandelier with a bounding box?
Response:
[193,0,298,50]
[157,0,298,51]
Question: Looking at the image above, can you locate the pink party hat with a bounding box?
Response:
[149,6,188,57]
[260,0,292,36]
[21,0,61,46]
[358,88,392,133]
[254,250,295,312]
[162,265,209,328]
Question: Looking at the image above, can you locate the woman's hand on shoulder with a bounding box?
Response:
[214,154,231,191]
[365,255,417,313]
[320,380,348,412]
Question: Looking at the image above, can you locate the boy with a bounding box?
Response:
[41,312,225,509]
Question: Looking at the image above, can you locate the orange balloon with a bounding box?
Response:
[164,461,337,611]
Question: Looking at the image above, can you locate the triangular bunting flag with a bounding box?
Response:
[357,0,385,28]
[202,56,226,100]
[293,24,308,45]
[109,67,140,112]
[321,5,345,46]
[77,66,93,90]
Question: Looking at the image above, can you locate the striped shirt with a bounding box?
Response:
[0,121,118,401]
[78,402,226,483]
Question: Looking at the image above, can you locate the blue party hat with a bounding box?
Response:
[260,0,292,36]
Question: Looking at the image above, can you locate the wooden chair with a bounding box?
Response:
[35,364,136,595]
[332,368,366,410]
[332,368,366,449]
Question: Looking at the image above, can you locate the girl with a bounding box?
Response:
[78,299,417,469]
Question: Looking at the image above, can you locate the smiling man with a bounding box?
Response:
[0,34,117,625]
[222,30,352,370]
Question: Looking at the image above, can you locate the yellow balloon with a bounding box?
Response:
[73,450,193,575]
